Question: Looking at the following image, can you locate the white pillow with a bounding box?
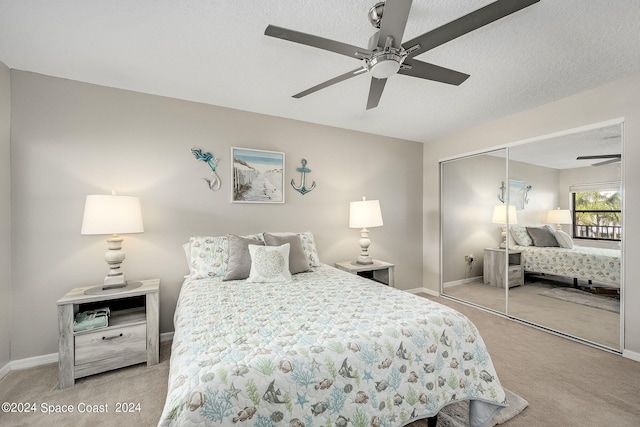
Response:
[247,243,292,283]
[554,230,574,249]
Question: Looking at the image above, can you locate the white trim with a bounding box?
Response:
[10,352,58,371]
[623,349,640,363]
[442,277,482,288]
[438,117,625,163]
[0,332,176,378]
[0,362,10,380]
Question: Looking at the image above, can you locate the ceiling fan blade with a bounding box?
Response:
[377,0,413,48]
[576,154,621,160]
[265,25,371,60]
[403,0,540,58]
[399,59,470,85]
[592,158,621,166]
[293,67,368,98]
[366,77,388,110]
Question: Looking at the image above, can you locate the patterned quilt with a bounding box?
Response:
[514,245,620,286]
[158,265,507,427]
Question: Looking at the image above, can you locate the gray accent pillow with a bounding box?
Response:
[263,232,310,274]
[223,235,264,281]
[526,226,560,247]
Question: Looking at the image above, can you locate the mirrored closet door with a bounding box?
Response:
[441,149,507,314]
[441,121,623,351]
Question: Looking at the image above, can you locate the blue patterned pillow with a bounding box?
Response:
[510,225,533,246]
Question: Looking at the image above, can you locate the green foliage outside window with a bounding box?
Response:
[573,191,622,240]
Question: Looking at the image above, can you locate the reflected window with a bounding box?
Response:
[571,186,622,241]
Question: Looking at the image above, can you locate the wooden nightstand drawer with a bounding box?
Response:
[508,266,523,287]
[75,323,146,365]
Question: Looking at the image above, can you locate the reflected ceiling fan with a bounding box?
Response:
[576,154,622,166]
[264,0,539,110]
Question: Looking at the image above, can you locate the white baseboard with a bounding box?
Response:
[443,277,483,288]
[8,352,58,372]
[0,332,176,379]
[623,349,640,362]
[0,362,10,380]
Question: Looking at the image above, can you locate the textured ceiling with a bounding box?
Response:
[1,0,639,144]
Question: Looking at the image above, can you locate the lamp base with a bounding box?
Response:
[356,227,375,265]
[355,256,374,265]
[84,281,143,295]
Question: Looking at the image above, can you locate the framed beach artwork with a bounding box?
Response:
[231,147,285,203]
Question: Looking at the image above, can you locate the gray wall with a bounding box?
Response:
[9,70,423,360]
[0,61,10,370]
[423,72,640,355]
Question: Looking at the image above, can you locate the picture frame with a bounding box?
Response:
[508,179,526,210]
[231,147,285,203]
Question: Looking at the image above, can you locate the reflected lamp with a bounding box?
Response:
[547,208,572,230]
[492,204,517,248]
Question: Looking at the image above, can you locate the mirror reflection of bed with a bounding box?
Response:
[440,121,623,351]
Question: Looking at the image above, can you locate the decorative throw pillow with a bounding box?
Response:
[223,235,265,281]
[187,234,263,279]
[187,235,229,279]
[247,243,292,283]
[554,230,574,249]
[299,231,321,267]
[263,232,310,274]
[510,225,533,246]
[526,226,560,247]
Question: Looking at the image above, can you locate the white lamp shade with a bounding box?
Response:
[349,199,383,228]
[81,195,144,235]
[492,204,518,224]
[547,208,571,224]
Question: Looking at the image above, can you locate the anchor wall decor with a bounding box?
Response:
[291,158,316,195]
[191,148,221,191]
[498,180,532,209]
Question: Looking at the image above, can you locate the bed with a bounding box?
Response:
[159,233,508,427]
[510,225,621,287]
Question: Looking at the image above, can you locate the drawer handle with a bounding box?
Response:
[102,333,123,341]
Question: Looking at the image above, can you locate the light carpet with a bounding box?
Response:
[538,287,620,313]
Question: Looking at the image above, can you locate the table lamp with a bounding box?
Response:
[349,197,383,264]
[547,208,571,230]
[81,194,144,292]
[492,204,517,248]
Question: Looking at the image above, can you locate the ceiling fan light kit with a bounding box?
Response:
[265,0,540,109]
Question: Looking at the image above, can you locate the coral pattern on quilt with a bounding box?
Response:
[159,265,506,427]
[515,245,620,286]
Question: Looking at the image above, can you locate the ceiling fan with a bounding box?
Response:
[264,0,539,110]
[576,154,622,166]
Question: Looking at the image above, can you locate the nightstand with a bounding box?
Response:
[483,248,524,288]
[56,279,159,388]
[335,260,395,287]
